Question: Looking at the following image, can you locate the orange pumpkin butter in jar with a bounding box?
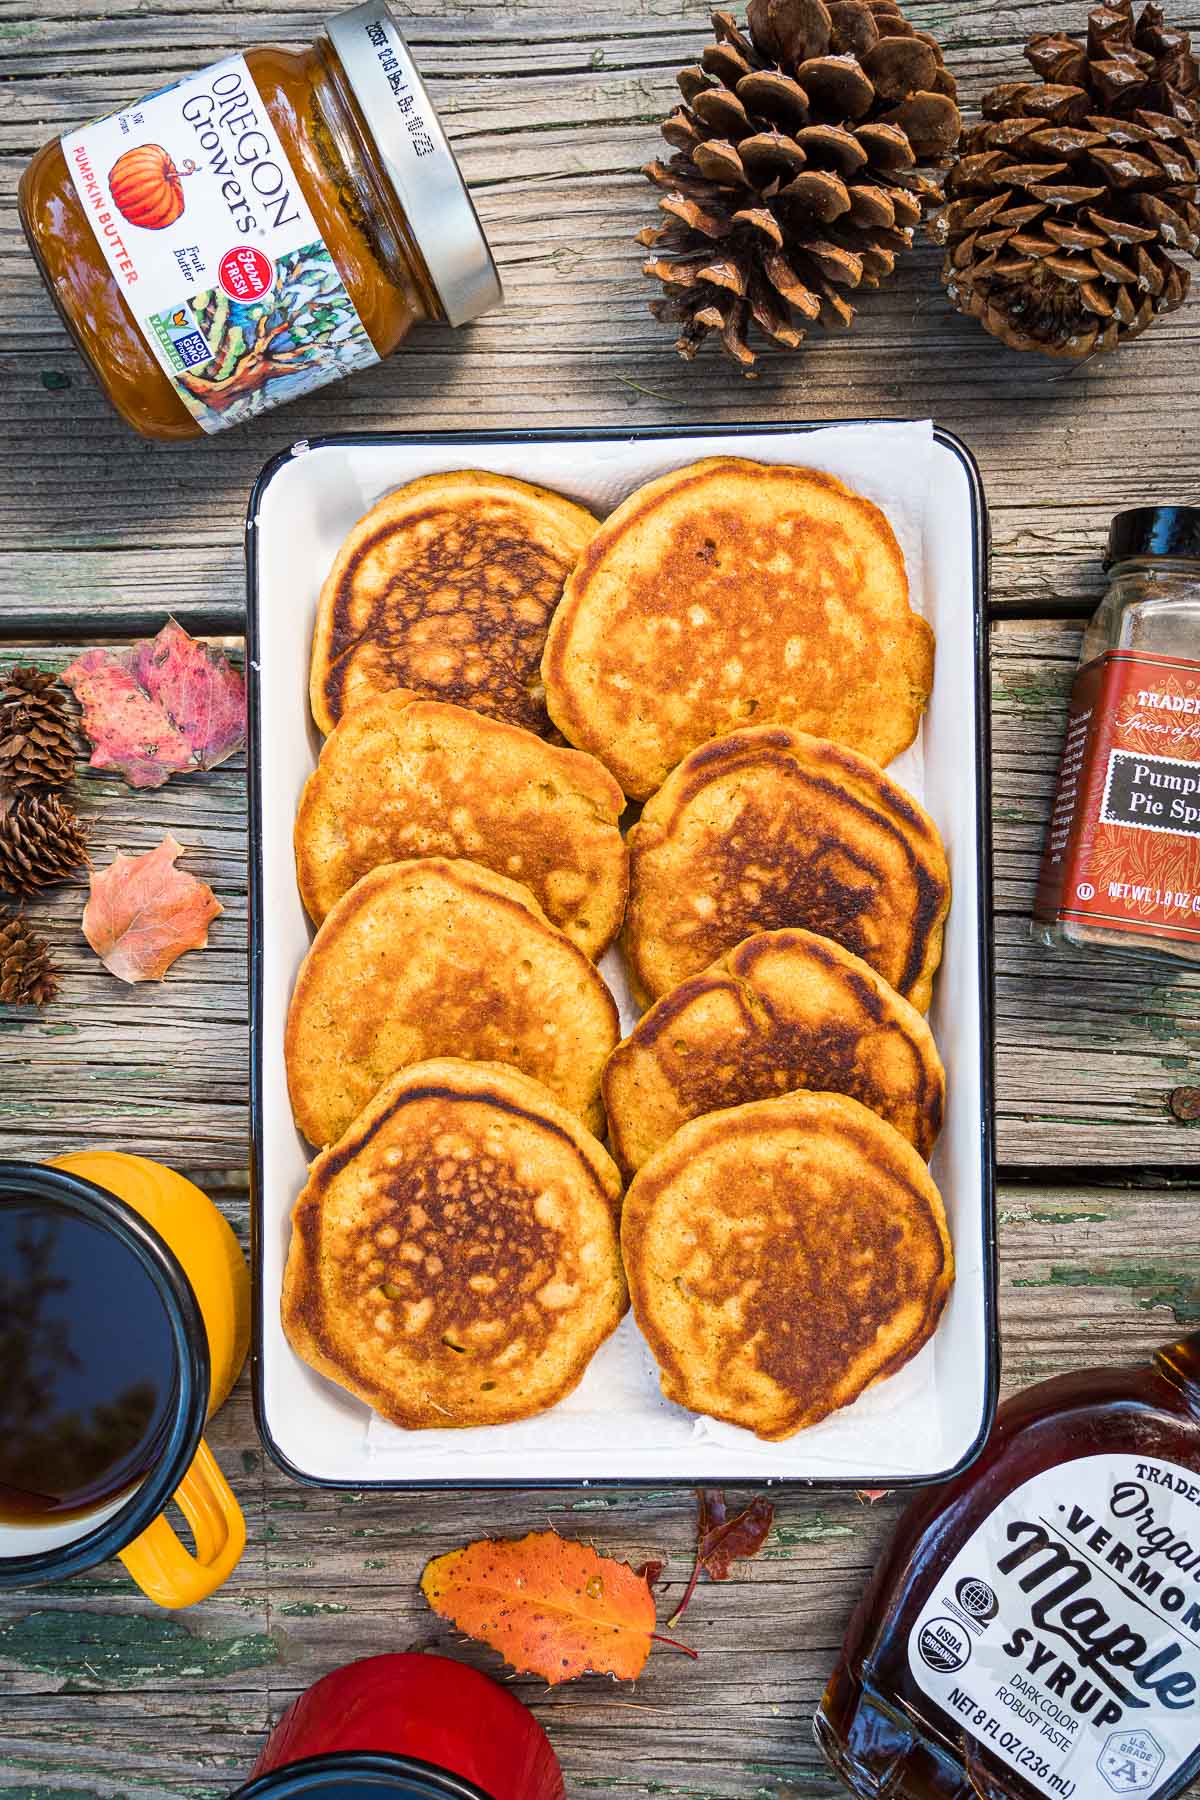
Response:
[19,4,501,441]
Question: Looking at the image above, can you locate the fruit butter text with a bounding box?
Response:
[181,68,300,235]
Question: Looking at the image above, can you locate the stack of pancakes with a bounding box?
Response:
[283,456,955,1442]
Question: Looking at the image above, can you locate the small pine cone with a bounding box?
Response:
[0,792,88,897]
[0,664,79,792]
[933,0,1200,358]
[640,0,962,368]
[0,912,60,1007]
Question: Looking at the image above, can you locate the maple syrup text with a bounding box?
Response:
[997,1510,1200,1723]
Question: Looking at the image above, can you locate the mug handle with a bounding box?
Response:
[117,1439,246,1609]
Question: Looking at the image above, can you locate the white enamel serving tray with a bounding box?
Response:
[247,420,996,1490]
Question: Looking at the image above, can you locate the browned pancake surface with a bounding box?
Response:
[295,692,628,955]
[283,1059,627,1429]
[311,471,597,736]
[542,457,933,798]
[604,928,946,1174]
[285,858,619,1146]
[621,1090,954,1440]
[624,727,950,1009]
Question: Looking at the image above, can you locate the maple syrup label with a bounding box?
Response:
[1035,651,1200,944]
[908,1455,1200,1800]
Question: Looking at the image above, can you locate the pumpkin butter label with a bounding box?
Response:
[63,56,378,432]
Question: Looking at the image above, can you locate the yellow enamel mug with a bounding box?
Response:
[0,1152,250,1608]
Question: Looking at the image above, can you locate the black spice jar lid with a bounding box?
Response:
[1104,506,1200,569]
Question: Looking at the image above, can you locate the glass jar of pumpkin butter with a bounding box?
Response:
[19,3,501,441]
[1033,507,1200,966]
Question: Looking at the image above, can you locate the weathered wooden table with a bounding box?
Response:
[3,1,1200,1794]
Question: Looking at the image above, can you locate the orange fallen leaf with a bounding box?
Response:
[421,1530,659,1685]
[83,835,221,983]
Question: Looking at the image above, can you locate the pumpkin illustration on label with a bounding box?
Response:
[108,145,196,231]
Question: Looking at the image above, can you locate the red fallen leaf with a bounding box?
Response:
[61,649,193,789]
[83,835,221,983]
[130,622,245,772]
[63,622,245,790]
[701,1492,775,1579]
[857,1489,892,1505]
[668,1490,775,1628]
[421,1531,659,1686]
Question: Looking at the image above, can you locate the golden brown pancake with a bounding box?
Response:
[282,1058,627,1429]
[285,858,619,1147]
[604,928,945,1175]
[623,727,950,1011]
[310,471,598,736]
[542,457,933,799]
[295,691,628,956]
[621,1090,954,1441]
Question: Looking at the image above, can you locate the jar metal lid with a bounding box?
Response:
[1104,505,1200,570]
[325,3,503,328]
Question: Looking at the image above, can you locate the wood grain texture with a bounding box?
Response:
[2,629,1197,1169]
[1,1182,1198,1800]
[3,1,1200,1795]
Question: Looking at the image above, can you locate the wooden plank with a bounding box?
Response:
[0,500,1125,637]
[3,0,1200,627]
[1,627,1197,1171]
[2,2,1199,1791]
[0,1180,1196,1800]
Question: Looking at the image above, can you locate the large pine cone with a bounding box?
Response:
[934,1,1200,357]
[0,792,88,897]
[640,0,962,368]
[0,912,60,1007]
[0,664,78,792]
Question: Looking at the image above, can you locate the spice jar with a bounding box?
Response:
[1033,507,1200,965]
[18,3,501,441]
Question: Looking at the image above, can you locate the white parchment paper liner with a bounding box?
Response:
[363,419,945,1476]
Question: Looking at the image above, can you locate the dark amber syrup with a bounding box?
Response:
[0,1198,177,1522]
[816,1338,1200,1800]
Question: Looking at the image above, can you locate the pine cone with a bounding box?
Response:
[0,912,60,1007]
[934,1,1200,357]
[640,0,962,368]
[0,792,88,897]
[0,664,78,792]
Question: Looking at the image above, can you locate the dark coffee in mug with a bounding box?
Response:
[0,1195,177,1522]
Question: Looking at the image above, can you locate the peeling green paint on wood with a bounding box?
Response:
[276,1603,348,1616]
[569,1489,683,1510]
[0,1611,278,1687]
[1012,1264,1200,1324]
[767,1512,857,1552]
[994,667,1073,710]
[1006,1208,1109,1225]
[0,1789,102,1800]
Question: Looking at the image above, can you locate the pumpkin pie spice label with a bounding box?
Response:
[1035,650,1200,945]
[63,57,378,432]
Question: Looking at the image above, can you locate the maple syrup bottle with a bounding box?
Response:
[816,1335,1200,1800]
